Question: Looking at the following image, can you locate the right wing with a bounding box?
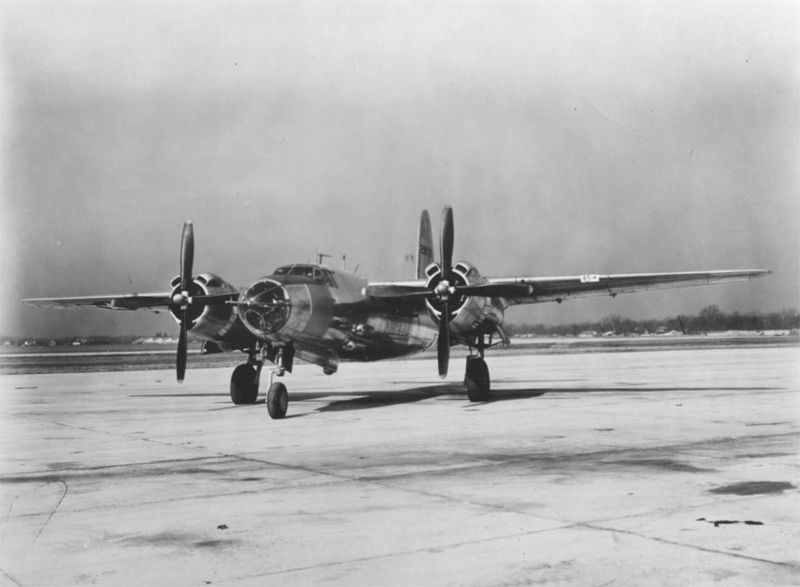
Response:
[22,292,173,312]
[487,269,770,306]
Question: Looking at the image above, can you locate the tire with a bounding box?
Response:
[465,358,490,402]
[230,364,258,404]
[267,382,289,419]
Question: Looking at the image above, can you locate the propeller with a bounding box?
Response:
[436,206,455,377]
[174,221,194,382]
[168,221,243,381]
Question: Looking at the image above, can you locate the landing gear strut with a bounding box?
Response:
[229,342,294,419]
[464,334,491,402]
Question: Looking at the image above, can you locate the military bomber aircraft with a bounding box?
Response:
[23,206,768,419]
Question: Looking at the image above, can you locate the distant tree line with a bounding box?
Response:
[0,332,180,347]
[1,334,149,347]
[505,306,800,337]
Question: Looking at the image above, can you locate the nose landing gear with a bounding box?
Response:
[229,342,294,419]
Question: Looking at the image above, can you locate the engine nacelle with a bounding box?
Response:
[237,278,292,338]
[169,272,247,346]
[424,262,505,337]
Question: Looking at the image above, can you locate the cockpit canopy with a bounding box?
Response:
[272,264,337,287]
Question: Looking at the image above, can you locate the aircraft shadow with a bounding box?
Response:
[295,384,547,413]
[134,384,779,415]
[295,384,779,413]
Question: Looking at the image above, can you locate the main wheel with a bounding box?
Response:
[465,357,490,402]
[230,364,259,404]
[267,381,289,419]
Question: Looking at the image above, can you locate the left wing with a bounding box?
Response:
[22,292,173,312]
[487,269,770,306]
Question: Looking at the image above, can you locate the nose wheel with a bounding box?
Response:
[266,381,288,419]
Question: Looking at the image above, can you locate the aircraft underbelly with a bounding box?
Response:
[337,312,438,362]
[291,310,437,367]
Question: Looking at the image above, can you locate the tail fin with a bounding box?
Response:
[416,210,434,278]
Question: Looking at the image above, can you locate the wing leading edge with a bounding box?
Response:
[22,293,173,312]
[487,269,770,306]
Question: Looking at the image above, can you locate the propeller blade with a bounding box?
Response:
[177,311,188,382]
[437,299,450,377]
[434,206,455,378]
[440,206,454,278]
[180,221,194,290]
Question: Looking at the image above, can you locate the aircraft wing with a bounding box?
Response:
[487,269,770,306]
[22,293,173,312]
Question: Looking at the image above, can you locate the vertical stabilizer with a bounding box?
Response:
[417,210,434,278]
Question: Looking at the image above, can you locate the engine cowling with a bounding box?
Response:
[424,262,505,337]
[237,276,333,342]
[169,272,246,345]
[237,278,292,338]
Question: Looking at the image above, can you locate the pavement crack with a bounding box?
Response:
[235,524,574,580]
[0,567,22,586]
[581,522,799,569]
[29,479,68,549]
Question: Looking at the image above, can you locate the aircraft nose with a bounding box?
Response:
[238,278,291,336]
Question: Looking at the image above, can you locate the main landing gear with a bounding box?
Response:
[229,342,294,419]
[464,334,491,402]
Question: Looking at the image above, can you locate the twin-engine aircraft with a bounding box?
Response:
[24,206,768,419]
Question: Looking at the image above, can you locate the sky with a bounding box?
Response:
[1,0,798,337]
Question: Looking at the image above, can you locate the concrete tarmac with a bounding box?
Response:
[1,346,798,586]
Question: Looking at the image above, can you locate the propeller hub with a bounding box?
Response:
[172,292,189,307]
[434,280,451,298]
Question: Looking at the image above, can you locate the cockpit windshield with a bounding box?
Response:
[272,264,330,283]
[289,265,316,278]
